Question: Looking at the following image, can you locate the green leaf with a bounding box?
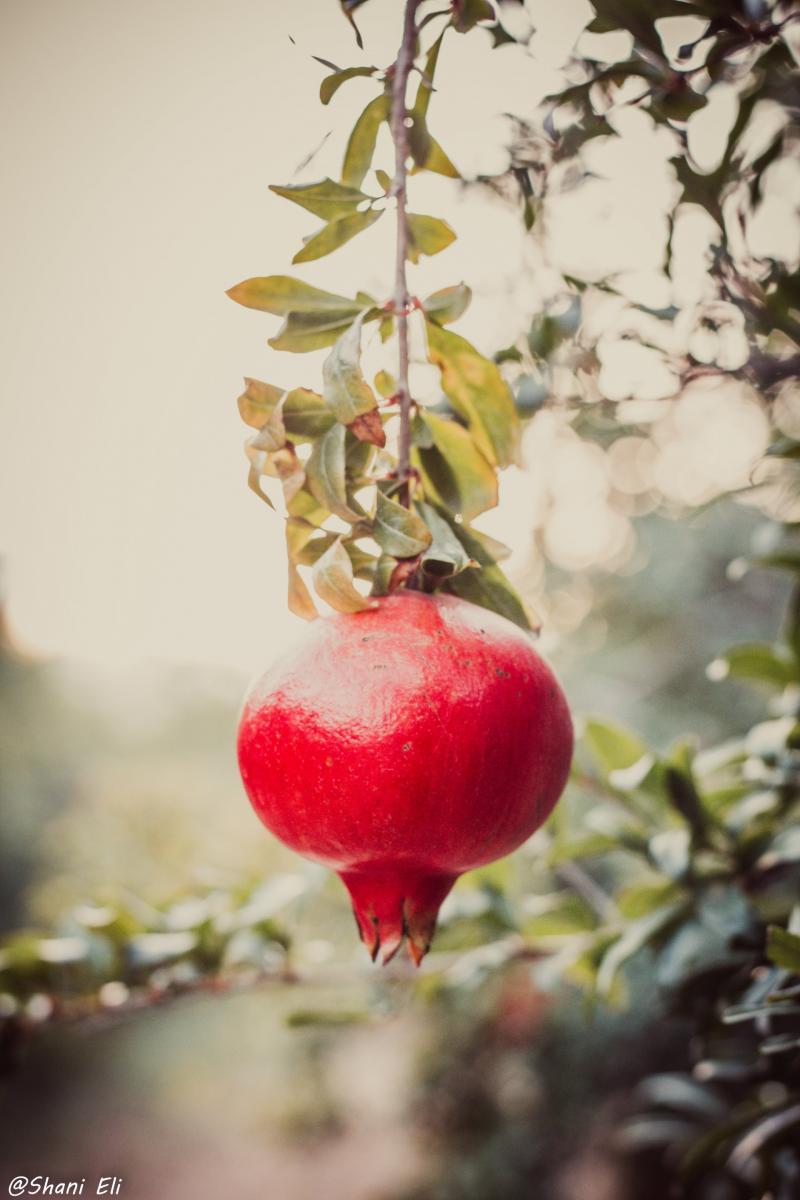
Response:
[707,643,797,690]
[342,93,389,188]
[293,208,382,265]
[312,537,373,613]
[412,134,460,179]
[339,0,369,49]
[417,410,498,521]
[597,902,689,997]
[374,369,396,398]
[269,311,361,354]
[548,833,618,865]
[426,321,520,468]
[226,275,362,317]
[442,520,534,631]
[424,283,472,326]
[408,30,445,168]
[522,892,598,937]
[319,65,378,105]
[585,0,703,56]
[374,491,432,559]
[582,718,649,776]
[238,380,335,440]
[767,926,800,972]
[416,501,473,577]
[306,424,364,523]
[269,178,370,221]
[284,389,337,439]
[407,213,457,261]
[322,313,378,425]
[452,0,495,34]
[617,880,683,919]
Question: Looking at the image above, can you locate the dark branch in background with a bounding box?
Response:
[389,0,421,507]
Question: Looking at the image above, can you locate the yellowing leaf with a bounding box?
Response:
[237,380,336,440]
[270,178,369,220]
[426,320,520,468]
[286,518,320,621]
[323,314,378,424]
[319,65,378,105]
[250,394,286,453]
[374,491,432,559]
[412,135,460,179]
[342,93,389,188]
[293,209,383,264]
[407,213,457,261]
[313,537,373,613]
[226,275,361,317]
[417,410,498,521]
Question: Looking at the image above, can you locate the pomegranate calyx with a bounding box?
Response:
[339,865,458,967]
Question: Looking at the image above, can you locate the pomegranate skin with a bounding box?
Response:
[237,591,573,963]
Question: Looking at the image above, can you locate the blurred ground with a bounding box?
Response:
[0,503,788,1200]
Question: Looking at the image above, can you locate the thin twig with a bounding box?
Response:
[389,0,421,507]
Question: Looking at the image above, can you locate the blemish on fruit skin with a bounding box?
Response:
[402,742,411,752]
[325,756,334,768]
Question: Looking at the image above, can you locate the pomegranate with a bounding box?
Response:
[237,591,573,964]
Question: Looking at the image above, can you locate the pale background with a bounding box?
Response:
[1,0,710,673]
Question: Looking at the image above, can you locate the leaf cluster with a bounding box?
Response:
[228,6,533,626]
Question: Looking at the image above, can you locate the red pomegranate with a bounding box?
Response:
[237,591,573,965]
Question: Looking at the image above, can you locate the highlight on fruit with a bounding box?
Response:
[238,592,573,965]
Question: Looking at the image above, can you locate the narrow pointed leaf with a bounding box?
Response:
[339,0,369,49]
[427,320,520,467]
[226,275,361,317]
[313,537,373,613]
[306,423,364,523]
[426,137,460,178]
[418,410,498,520]
[441,519,535,631]
[416,501,472,577]
[286,518,321,620]
[342,93,389,188]
[245,444,276,510]
[407,214,456,260]
[320,65,378,105]
[424,283,472,326]
[269,311,359,353]
[269,178,369,221]
[408,31,445,167]
[374,491,432,559]
[323,314,379,424]
[293,208,383,265]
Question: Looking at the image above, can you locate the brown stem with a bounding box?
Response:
[390,0,421,507]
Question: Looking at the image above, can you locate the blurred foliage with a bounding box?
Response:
[3,3,800,1199]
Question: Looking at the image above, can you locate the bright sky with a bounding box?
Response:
[0,0,746,671]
